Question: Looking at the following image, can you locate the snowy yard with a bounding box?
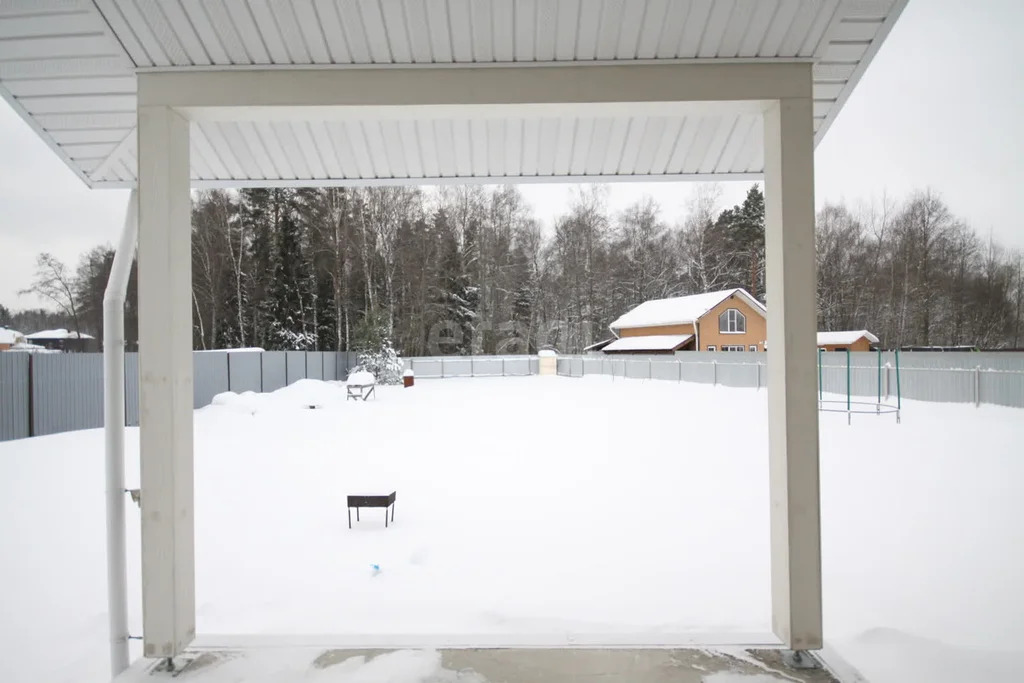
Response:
[1,375,1022,683]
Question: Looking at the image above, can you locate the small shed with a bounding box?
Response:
[816,330,879,352]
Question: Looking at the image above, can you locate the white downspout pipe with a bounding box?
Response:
[104,190,138,678]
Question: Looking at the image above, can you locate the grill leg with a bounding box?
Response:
[385,508,388,528]
[347,508,351,529]
[391,502,395,523]
[356,508,360,522]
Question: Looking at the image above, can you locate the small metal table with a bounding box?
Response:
[347,491,396,528]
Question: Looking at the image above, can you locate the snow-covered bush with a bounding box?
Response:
[351,309,404,385]
[353,341,403,385]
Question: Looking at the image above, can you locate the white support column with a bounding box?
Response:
[763,94,822,651]
[137,105,195,659]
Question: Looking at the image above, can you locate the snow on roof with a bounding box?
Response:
[603,334,694,352]
[538,349,557,357]
[0,327,23,345]
[609,289,765,331]
[817,330,880,346]
[25,328,94,340]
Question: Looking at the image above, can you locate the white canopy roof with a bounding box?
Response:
[0,0,907,189]
[610,288,765,331]
[603,334,694,352]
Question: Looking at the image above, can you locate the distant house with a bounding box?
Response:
[605,288,767,353]
[816,330,879,352]
[25,328,97,352]
[0,326,25,351]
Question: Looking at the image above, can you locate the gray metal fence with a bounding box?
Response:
[403,355,538,378]
[31,353,104,437]
[558,351,1024,409]
[0,353,30,441]
[0,350,359,441]
[3,350,1022,442]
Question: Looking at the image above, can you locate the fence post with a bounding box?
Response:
[471,356,475,377]
[756,361,761,390]
[649,358,653,380]
[712,359,718,386]
[441,357,445,379]
[502,357,505,377]
[883,362,891,400]
[678,360,682,382]
[974,365,981,407]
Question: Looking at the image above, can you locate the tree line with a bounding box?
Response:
[7,184,1023,353]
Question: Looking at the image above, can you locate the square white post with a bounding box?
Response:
[763,95,823,650]
[137,105,195,658]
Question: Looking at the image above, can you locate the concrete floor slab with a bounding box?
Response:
[112,647,851,683]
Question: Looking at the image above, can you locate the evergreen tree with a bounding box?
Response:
[268,189,316,350]
[430,211,477,355]
[504,243,536,354]
[714,184,765,298]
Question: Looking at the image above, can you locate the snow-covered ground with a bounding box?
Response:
[1,375,1022,683]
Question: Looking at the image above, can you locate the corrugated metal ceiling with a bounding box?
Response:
[0,0,906,188]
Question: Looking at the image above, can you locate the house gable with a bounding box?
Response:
[697,293,767,351]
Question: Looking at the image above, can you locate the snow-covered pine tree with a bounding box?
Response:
[268,189,317,350]
[430,218,477,355]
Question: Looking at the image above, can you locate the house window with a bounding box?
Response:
[749,345,757,352]
[719,308,746,334]
[707,345,716,352]
[722,345,745,352]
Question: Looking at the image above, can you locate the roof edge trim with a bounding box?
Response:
[812,0,910,147]
[132,56,816,75]
[0,82,97,190]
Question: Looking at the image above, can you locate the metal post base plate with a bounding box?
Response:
[782,650,822,670]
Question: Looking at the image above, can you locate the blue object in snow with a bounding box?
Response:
[371,564,381,576]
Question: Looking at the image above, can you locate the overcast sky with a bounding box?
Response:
[2,0,1022,312]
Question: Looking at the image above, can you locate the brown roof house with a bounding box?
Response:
[603,288,767,354]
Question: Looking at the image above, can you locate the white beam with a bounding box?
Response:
[137,63,812,109]
[763,93,823,651]
[137,105,195,659]
[173,100,767,123]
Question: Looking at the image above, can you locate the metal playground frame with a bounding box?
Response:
[818,348,902,424]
